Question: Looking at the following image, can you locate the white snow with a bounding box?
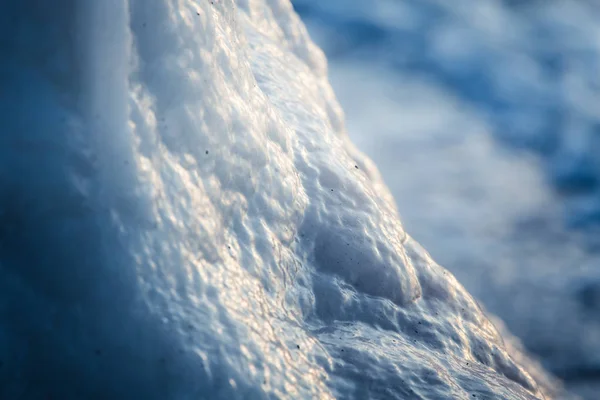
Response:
[0,0,566,398]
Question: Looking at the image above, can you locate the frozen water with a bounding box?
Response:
[0,0,569,398]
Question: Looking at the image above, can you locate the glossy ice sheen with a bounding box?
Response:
[0,0,563,399]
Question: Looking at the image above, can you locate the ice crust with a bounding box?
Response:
[0,1,563,399]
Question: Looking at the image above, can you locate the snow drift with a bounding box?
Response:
[0,0,565,398]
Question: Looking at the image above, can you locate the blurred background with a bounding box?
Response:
[292,0,600,398]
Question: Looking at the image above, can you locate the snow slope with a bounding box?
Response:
[0,0,566,398]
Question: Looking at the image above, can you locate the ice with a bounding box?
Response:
[0,0,567,398]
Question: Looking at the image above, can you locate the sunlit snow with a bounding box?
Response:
[0,0,569,398]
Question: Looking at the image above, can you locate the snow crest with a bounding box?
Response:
[0,0,562,398]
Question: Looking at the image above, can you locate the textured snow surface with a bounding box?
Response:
[0,1,565,399]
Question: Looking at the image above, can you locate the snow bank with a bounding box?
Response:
[0,0,563,398]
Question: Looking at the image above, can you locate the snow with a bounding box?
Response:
[0,0,568,398]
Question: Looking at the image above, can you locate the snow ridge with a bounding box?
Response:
[0,1,564,398]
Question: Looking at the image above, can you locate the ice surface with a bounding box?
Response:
[0,0,567,398]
